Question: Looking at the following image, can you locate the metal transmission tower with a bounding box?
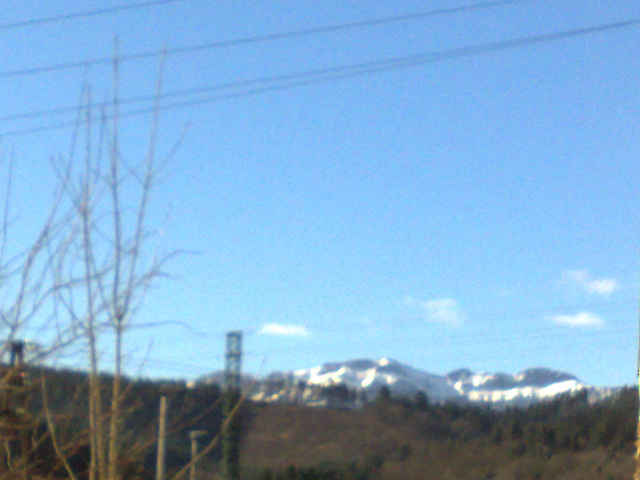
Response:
[224,332,242,392]
[223,331,242,480]
[0,340,32,477]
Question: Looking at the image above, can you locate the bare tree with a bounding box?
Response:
[0,51,182,480]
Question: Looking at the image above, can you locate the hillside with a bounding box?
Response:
[242,358,616,408]
[239,388,637,480]
[4,364,635,480]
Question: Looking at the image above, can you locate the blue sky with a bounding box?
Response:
[1,0,639,386]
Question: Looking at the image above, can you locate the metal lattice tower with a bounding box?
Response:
[0,340,32,477]
[224,331,242,392]
[223,331,242,480]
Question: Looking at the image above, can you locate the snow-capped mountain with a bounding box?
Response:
[246,358,593,407]
[291,358,459,401]
[445,367,583,403]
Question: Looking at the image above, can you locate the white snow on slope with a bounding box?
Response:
[235,359,613,407]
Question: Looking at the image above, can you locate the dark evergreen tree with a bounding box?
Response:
[414,391,429,412]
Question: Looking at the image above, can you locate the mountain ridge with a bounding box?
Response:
[201,357,617,407]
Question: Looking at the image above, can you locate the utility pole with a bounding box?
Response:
[156,384,181,480]
[222,331,242,480]
[636,287,640,480]
[189,430,207,480]
[155,391,168,480]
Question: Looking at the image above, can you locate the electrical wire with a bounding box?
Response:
[1,17,639,138]
[0,0,534,80]
[0,0,186,31]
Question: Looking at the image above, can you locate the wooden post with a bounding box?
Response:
[636,283,640,480]
[155,393,168,480]
[189,430,207,480]
[636,357,640,479]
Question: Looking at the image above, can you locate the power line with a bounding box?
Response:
[0,0,533,80]
[1,17,638,138]
[0,0,186,31]
[50,330,633,377]
[303,315,636,338]
[0,51,454,122]
[5,11,640,126]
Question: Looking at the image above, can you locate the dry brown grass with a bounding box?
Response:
[242,403,406,468]
[240,403,635,480]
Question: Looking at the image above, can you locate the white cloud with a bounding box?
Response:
[259,323,310,336]
[562,269,617,295]
[585,278,617,295]
[403,296,419,307]
[548,311,604,328]
[419,298,465,328]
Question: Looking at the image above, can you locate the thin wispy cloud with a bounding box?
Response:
[259,323,310,336]
[406,296,465,328]
[562,269,617,295]
[548,311,604,328]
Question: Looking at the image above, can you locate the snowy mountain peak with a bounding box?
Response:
[248,359,591,407]
[445,367,584,403]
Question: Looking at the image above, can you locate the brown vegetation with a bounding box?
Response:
[240,390,636,480]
